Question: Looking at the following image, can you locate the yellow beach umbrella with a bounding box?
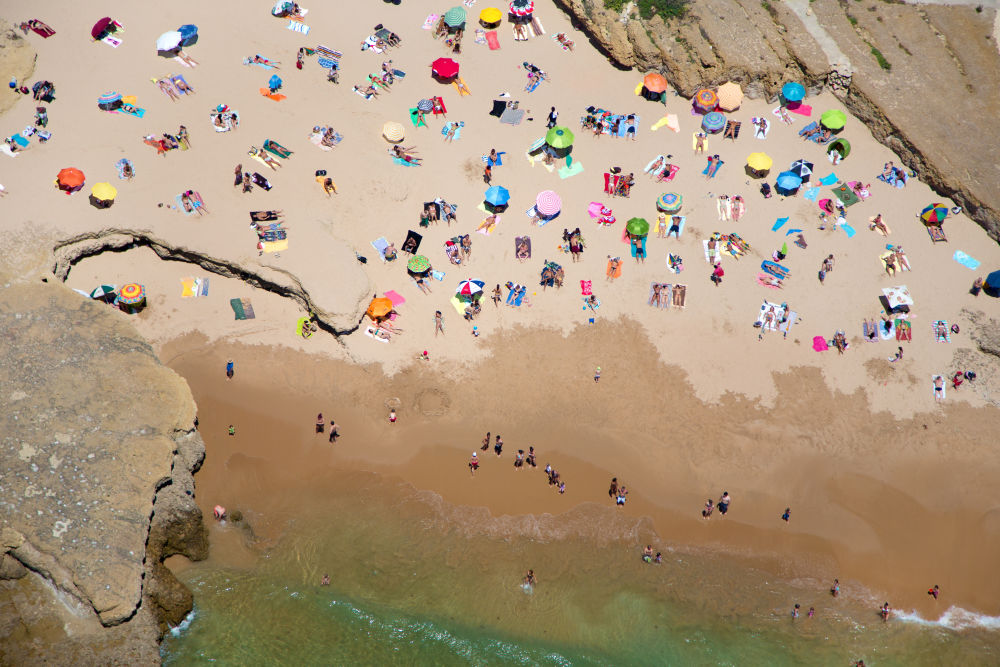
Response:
[746,152,773,171]
[479,7,502,24]
[91,182,118,201]
[382,121,405,143]
[716,81,743,111]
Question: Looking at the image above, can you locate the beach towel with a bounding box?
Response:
[525,77,542,93]
[287,20,310,35]
[402,230,423,255]
[655,164,680,182]
[422,14,440,29]
[245,59,275,70]
[667,216,686,238]
[927,225,948,243]
[670,284,687,308]
[199,278,210,297]
[170,75,192,94]
[476,215,499,234]
[230,298,255,320]
[180,278,197,298]
[724,120,741,140]
[703,239,722,264]
[259,88,286,101]
[953,250,980,270]
[383,290,405,309]
[779,311,798,336]
[393,156,420,167]
[371,237,390,261]
[505,284,520,305]
[453,77,471,96]
[812,336,829,352]
[644,156,666,174]
[932,375,946,400]
[580,280,593,296]
[485,30,500,50]
[702,158,724,178]
[261,239,288,253]
[802,186,820,202]
[840,223,856,238]
[648,283,671,309]
[173,56,193,68]
[441,121,464,140]
[515,236,532,260]
[531,16,545,35]
[756,273,781,289]
[365,325,390,343]
[785,228,803,237]
[176,193,195,215]
[847,181,870,200]
[606,258,623,280]
[863,319,878,342]
[751,117,771,139]
[771,217,789,232]
[650,114,679,133]
[115,158,134,180]
[120,106,147,119]
[933,321,951,343]
[432,270,445,282]
[559,161,584,179]
[629,236,647,259]
[691,132,708,152]
[757,301,785,331]
[409,108,428,128]
[832,184,860,207]
[102,34,122,48]
[500,107,525,125]
[252,172,272,190]
[786,102,812,116]
[879,319,895,341]
[819,173,838,186]
[895,319,912,341]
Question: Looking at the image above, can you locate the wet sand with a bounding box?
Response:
[161,323,1000,619]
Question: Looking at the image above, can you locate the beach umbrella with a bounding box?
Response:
[790,159,813,181]
[656,192,683,213]
[456,279,485,298]
[510,0,534,17]
[431,57,460,79]
[881,286,914,310]
[781,82,805,103]
[91,182,117,201]
[545,126,574,149]
[407,255,431,274]
[268,74,283,90]
[443,7,467,28]
[178,24,198,46]
[746,152,773,172]
[716,81,743,111]
[91,17,115,40]
[828,138,851,159]
[382,121,405,143]
[417,98,434,112]
[97,91,123,111]
[155,30,183,52]
[985,271,1000,292]
[701,111,726,133]
[89,285,116,299]
[272,0,293,16]
[775,171,803,196]
[366,297,393,320]
[693,88,717,113]
[484,185,510,206]
[535,190,562,216]
[626,217,650,237]
[117,283,145,305]
[920,203,949,225]
[820,109,847,131]
[479,7,502,26]
[56,167,86,191]
[643,73,668,94]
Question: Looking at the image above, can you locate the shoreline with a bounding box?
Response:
[161,325,1000,620]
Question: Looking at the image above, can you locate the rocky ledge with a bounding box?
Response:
[554,0,1000,243]
[0,283,208,665]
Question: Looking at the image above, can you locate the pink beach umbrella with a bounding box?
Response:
[535,190,562,216]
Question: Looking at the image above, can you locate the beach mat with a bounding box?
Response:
[230,298,255,320]
[953,250,980,270]
[485,30,500,50]
[559,160,584,179]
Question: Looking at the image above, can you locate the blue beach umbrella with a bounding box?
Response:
[701,111,726,133]
[268,74,283,91]
[178,24,198,46]
[984,270,1000,293]
[775,171,803,196]
[782,82,805,103]
[484,185,510,206]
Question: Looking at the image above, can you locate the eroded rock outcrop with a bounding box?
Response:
[0,282,207,664]
[555,0,1000,242]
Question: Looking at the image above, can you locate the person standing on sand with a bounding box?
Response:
[609,477,618,499]
[928,584,940,600]
[228,424,235,436]
[482,432,491,451]
[328,419,340,442]
[808,607,815,618]
[226,359,234,379]
[514,449,524,469]
[469,452,479,476]
[702,499,714,519]
[831,579,840,597]
[524,570,537,586]
[616,486,628,507]
[494,434,503,456]
[881,602,891,622]
[434,310,444,336]
[321,574,330,586]
[594,366,601,383]
[718,491,731,516]
[389,408,397,423]
[546,106,558,129]
[316,413,324,433]
[792,604,800,618]
[781,507,791,522]
[711,263,724,286]
[526,447,536,467]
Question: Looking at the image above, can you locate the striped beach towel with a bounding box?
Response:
[933,320,950,343]
[288,21,310,35]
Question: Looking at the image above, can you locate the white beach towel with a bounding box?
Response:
[879,320,895,341]
[751,117,771,139]
[173,56,193,68]
[702,239,721,264]
[778,311,798,336]
[757,301,785,331]
[932,375,946,400]
[288,21,311,35]
[0,144,19,158]
[101,35,122,48]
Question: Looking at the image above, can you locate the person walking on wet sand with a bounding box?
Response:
[226,359,234,379]
[228,424,235,436]
[594,366,601,383]
[389,408,397,423]
[928,584,940,600]
[608,477,618,499]
[781,507,791,522]
[494,434,503,456]
[702,499,714,519]
[718,491,731,516]
[524,569,537,586]
[880,602,891,622]
[469,452,479,476]
[831,578,840,597]
[328,419,340,442]
[321,573,330,585]
[481,432,491,451]
[316,413,324,433]
[616,485,628,507]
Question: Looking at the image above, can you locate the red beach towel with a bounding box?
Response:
[485,31,500,50]
[580,280,592,296]
[786,102,812,117]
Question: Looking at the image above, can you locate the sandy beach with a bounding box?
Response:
[4,0,1000,660]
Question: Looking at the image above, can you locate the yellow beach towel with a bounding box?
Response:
[692,132,708,151]
[261,239,289,253]
[180,277,197,297]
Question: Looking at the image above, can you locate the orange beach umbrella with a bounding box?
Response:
[366,297,393,320]
[643,73,667,93]
[57,167,86,189]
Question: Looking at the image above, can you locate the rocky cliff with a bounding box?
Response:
[554,0,1000,243]
[0,283,208,665]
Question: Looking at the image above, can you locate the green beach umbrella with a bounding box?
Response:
[545,126,574,149]
[89,285,116,299]
[407,255,431,273]
[443,7,467,27]
[820,109,847,131]
[625,217,650,236]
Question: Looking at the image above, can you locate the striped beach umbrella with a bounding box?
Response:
[417,98,434,112]
[443,7,467,28]
[701,111,726,133]
[625,217,650,236]
[89,285,116,299]
[509,0,534,17]
[920,203,949,225]
[117,283,145,305]
[456,279,485,298]
[693,88,717,113]
[781,82,805,103]
[716,82,743,111]
[820,109,847,131]
[407,255,431,274]
[382,121,405,143]
[790,159,813,181]
[97,91,123,110]
[535,190,562,216]
[656,192,682,213]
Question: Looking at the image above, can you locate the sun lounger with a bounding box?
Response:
[927,225,947,243]
[724,121,741,141]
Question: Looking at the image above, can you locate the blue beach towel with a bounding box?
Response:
[630,235,647,259]
[392,69,406,78]
[702,158,724,178]
[953,250,981,270]
[246,60,275,70]
[819,173,838,186]
[317,57,338,69]
[803,186,820,201]
[482,151,506,167]
[526,77,542,93]
[514,286,526,306]
[785,228,802,236]
[506,287,518,305]
[392,156,419,167]
[771,217,789,232]
[841,223,856,238]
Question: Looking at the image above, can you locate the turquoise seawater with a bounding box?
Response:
[161,474,999,666]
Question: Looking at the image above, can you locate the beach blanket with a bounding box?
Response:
[559,160,584,179]
[933,320,951,343]
[702,158,724,178]
[812,336,829,352]
[953,250,980,270]
[287,20,310,35]
[771,216,789,232]
[932,375,946,400]
[485,30,500,50]
[650,114,679,132]
[102,34,122,48]
[422,14,439,29]
[751,117,771,139]
[819,173,839,186]
[230,298,255,320]
[371,237,390,262]
[115,158,134,180]
[832,184,860,207]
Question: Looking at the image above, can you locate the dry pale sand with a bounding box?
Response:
[5,0,1000,621]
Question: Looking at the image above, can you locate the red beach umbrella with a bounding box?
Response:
[431,58,460,80]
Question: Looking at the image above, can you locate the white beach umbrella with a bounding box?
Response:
[156,31,183,52]
[882,285,914,309]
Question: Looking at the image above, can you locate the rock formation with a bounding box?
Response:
[0,20,37,118]
[0,282,207,664]
[553,0,1000,243]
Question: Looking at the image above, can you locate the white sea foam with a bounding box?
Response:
[168,609,196,637]
[896,605,1000,631]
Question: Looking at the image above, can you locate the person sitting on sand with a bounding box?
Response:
[322,177,338,196]
[870,213,889,236]
[833,331,847,355]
